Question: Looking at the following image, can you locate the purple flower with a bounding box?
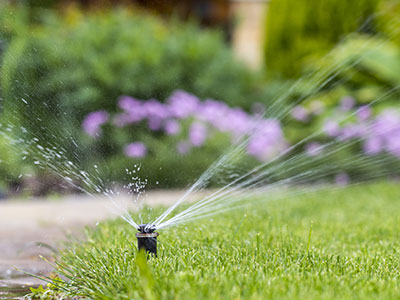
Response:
[177,141,191,154]
[124,142,147,158]
[168,90,200,119]
[144,99,169,131]
[386,134,400,157]
[111,91,294,161]
[247,136,286,161]
[197,99,230,131]
[371,110,400,157]
[164,119,181,135]
[335,172,350,186]
[363,136,383,155]
[372,110,400,136]
[117,96,145,124]
[113,113,135,127]
[246,119,286,161]
[340,96,355,111]
[254,119,284,141]
[189,122,207,147]
[330,109,400,158]
[148,118,163,131]
[323,120,340,137]
[225,108,251,136]
[291,105,309,122]
[337,124,366,141]
[305,142,323,156]
[118,96,141,111]
[356,105,371,121]
[82,110,109,137]
[144,99,169,119]
[247,136,271,161]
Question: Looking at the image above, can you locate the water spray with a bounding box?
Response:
[136,224,159,256]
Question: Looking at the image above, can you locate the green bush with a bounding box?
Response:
[264,0,381,78]
[1,7,268,111]
[292,34,400,115]
[0,6,274,191]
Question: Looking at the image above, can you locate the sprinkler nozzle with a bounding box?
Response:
[136,224,159,256]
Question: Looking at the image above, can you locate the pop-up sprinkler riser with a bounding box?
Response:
[136,224,159,256]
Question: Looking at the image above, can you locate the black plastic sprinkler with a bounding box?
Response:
[136,224,159,256]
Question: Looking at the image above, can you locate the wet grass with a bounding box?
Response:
[31,182,400,299]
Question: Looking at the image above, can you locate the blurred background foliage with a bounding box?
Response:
[0,0,399,195]
[0,3,271,192]
[264,0,381,78]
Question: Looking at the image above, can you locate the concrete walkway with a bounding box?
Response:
[0,191,184,287]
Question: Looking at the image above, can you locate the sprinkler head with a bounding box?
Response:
[136,224,159,256]
[138,224,156,233]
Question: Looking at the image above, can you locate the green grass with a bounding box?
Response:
[34,182,400,299]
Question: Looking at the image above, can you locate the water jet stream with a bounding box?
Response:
[151,86,400,230]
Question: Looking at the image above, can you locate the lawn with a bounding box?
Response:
[32,182,400,299]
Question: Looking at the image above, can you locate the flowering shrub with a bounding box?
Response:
[288,95,400,184]
[293,96,400,159]
[82,91,400,187]
[328,108,400,158]
[83,90,288,162]
[290,93,400,156]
